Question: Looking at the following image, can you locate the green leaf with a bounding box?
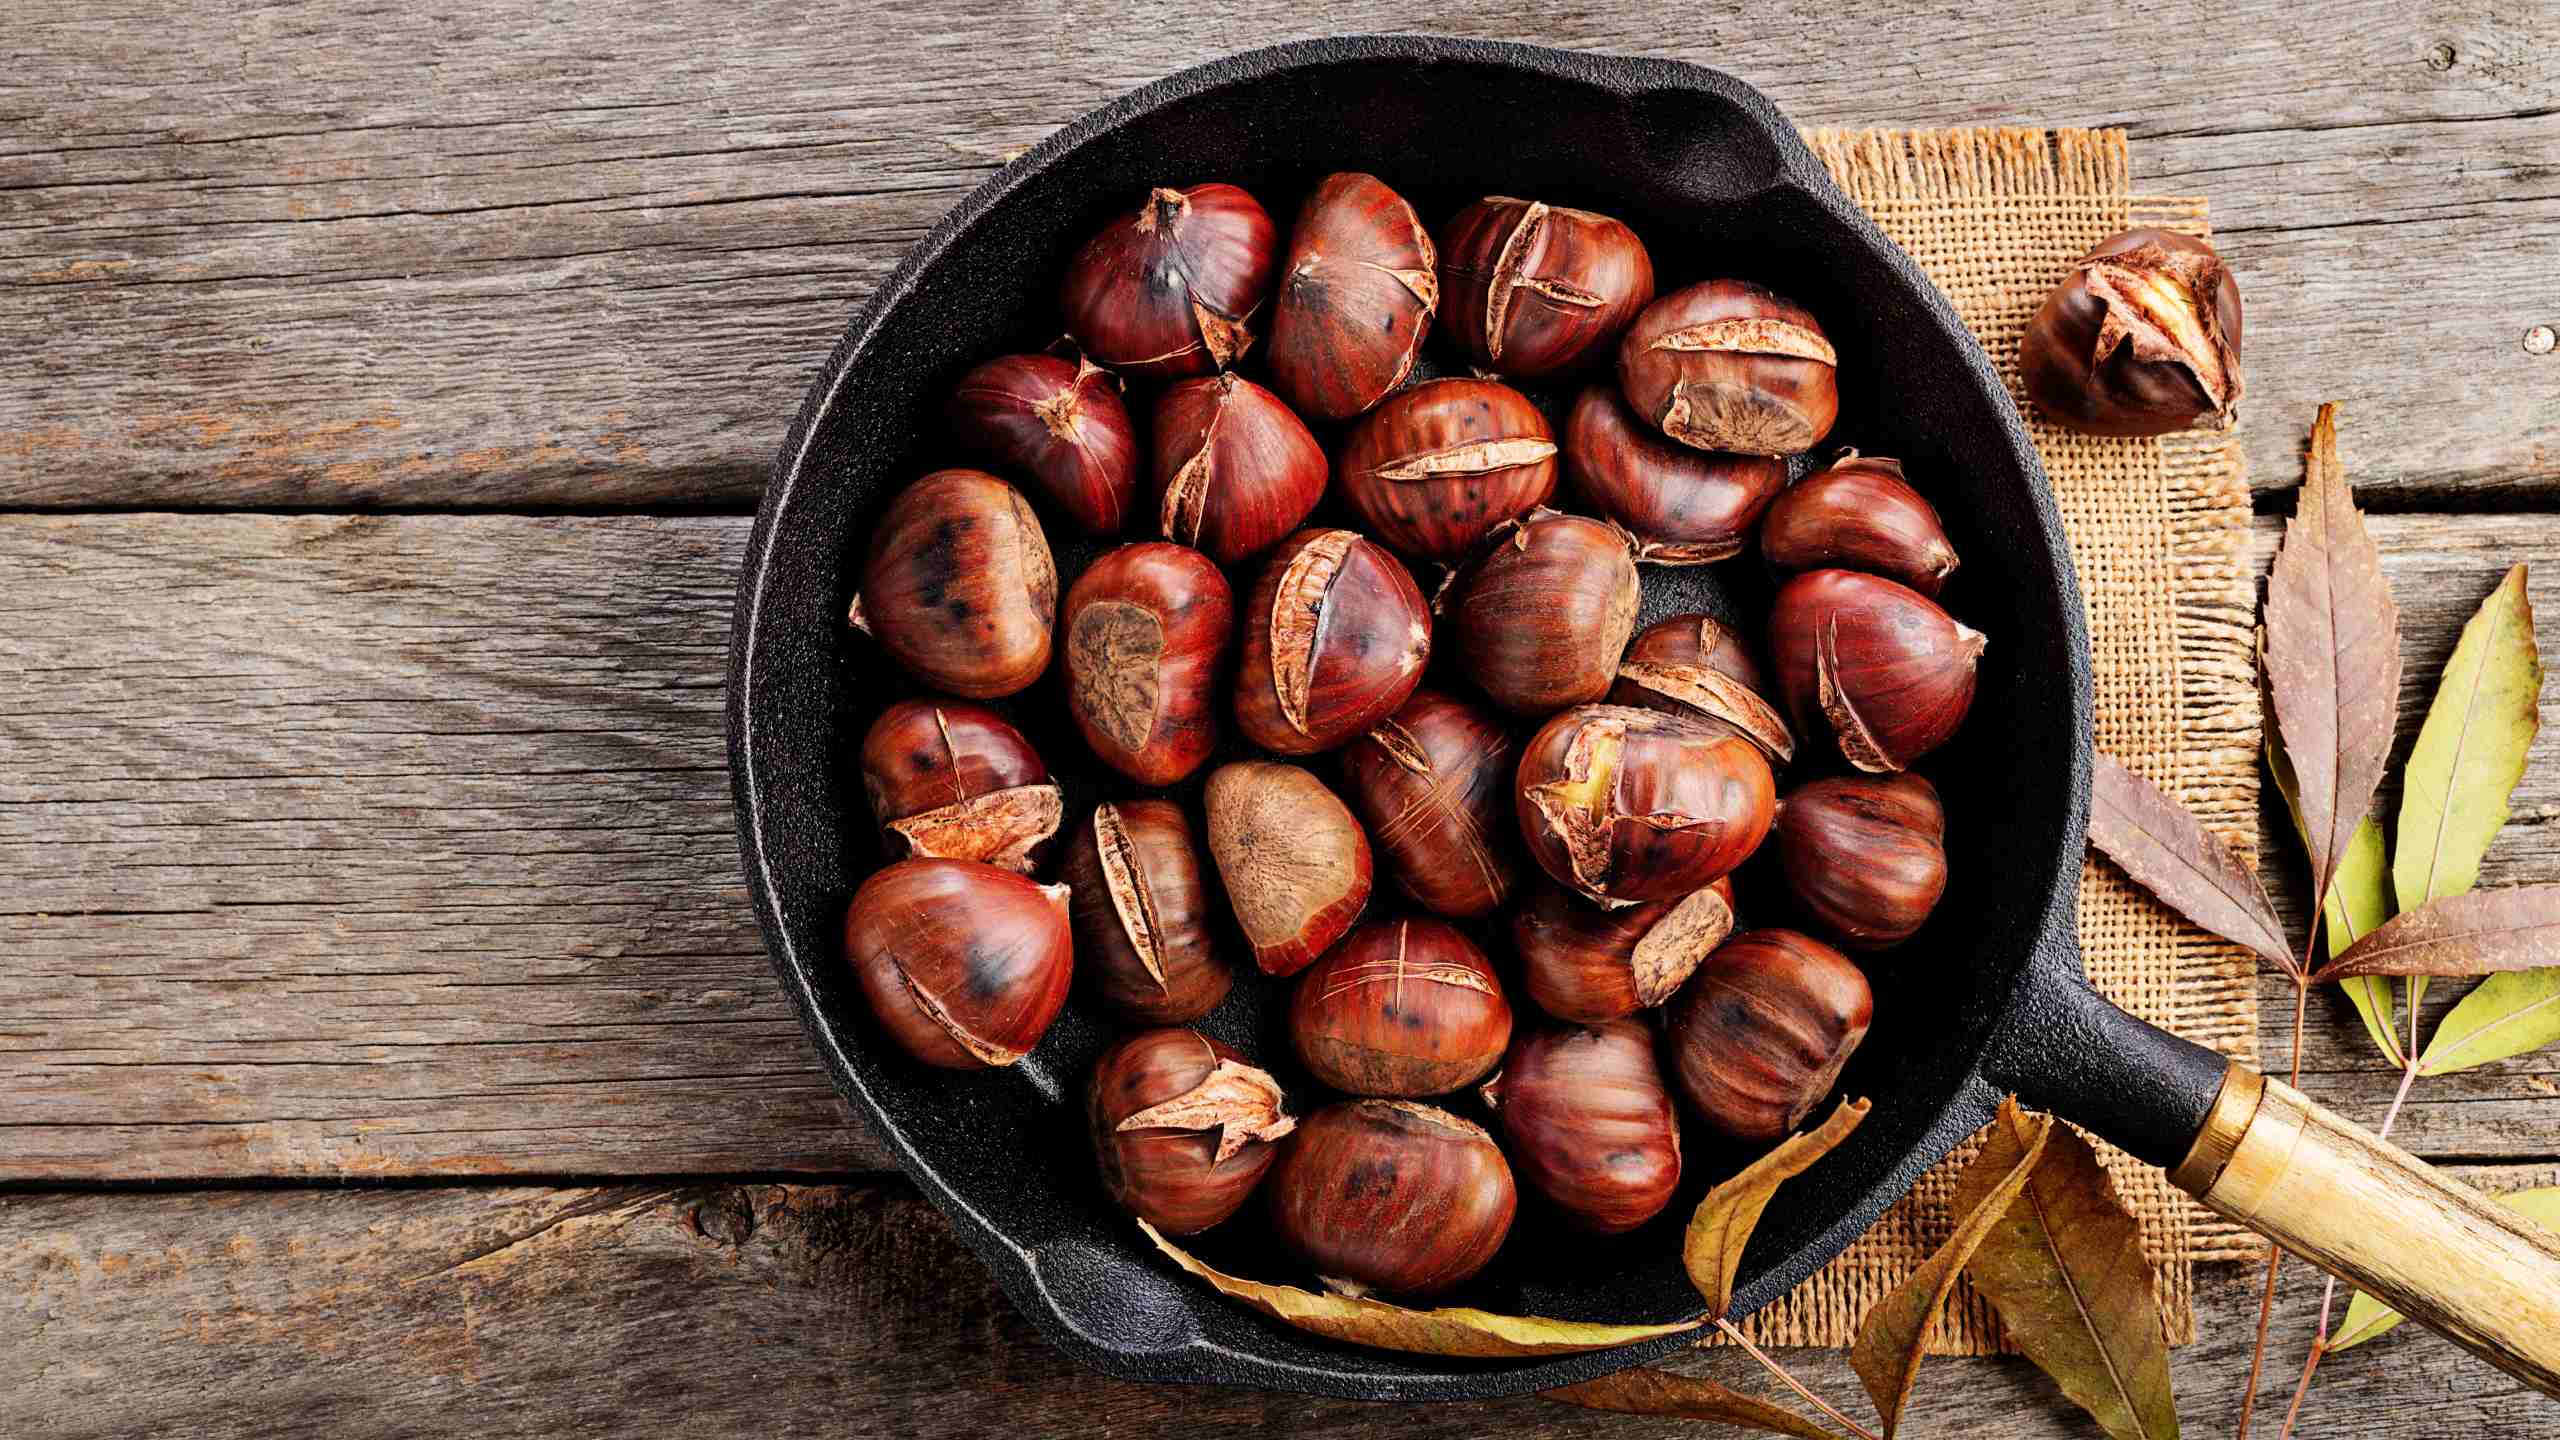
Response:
[2421,970,2560,1075]
[2265,670,2400,1064]
[2393,564,2542,1017]
[2333,1188,2560,1349]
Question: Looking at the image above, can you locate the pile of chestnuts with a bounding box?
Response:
[837,171,2050,1307]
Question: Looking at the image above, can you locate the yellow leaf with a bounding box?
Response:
[1136,1219,1700,1358]
[1546,1367,1857,1439]
[2334,1188,2560,1350]
[1684,1097,1872,1318]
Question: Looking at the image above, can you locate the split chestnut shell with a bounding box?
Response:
[1335,377,1559,562]
[1618,279,1839,457]
[1060,800,1232,1024]
[858,699,1063,873]
[1265,172,1439,422]
[1060,183,1277,380]
[1340,689,1520,920]
[1515,705,1776,906]
[1564,384,1787,564]
[1757,453,1959,597]
[1435,196,1655,377]
[1767,569,1985,772]
[841,859,1073,1070]
[1289,918,1512,1098]
[1512,877,1737,1025]
[2019,228,2243,437]
[1088,1028,1295,1235]
[1150,373,1329,569]
[1233,529,1432,755]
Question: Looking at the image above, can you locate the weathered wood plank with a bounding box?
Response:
[6,1171,2552,1438]
[2,2,2553,508]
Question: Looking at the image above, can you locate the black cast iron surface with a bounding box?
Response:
[727,34,2227,1402]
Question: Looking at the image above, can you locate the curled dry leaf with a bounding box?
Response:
[1849,1098,2054,1437]
[2314,885,2560,982]
[2088,750,2297,975]
[1137,1219,1700,1357]
[1683,1096,1872,1318]
[2262,657,2399,1064]
[2334,1188,2560,1351]
[2262,403,2401,920]
[1544,1367,1857,1440]
[1958,1107,2178,1440]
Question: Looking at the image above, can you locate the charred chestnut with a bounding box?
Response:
[1663,928,1872,1141]
[946,352,1138,535]
[1515,705,1776,906]
[842,858,1073,1070]
[1335,378,1559,561]
[1266,1099,1516,1298]
[1089,1028,1295,1234]
[1061,800,1232,1024]
[1758,453,1959,597]
[1773,773,1948,951]
[854,469,1056,699]
[1435,197,1655,377]
[1265,173,1438,422]
[1768,569,1984,772]
[2020,228,2243,437]
[858,699,1063,873]
[1060,183,1276,379]
[1512,877,1736,1025]
[1618,279,1839,456]
[1290,918,1512,1098]
[1234,529,1432,754]
[1062,542,1233,785]
[1341,689,1519,920]
[1564,384,1787,564]
[1482,1018,1681,1233]
[1204,760,1372,977]
[1445,509,1639,718]
[1609,612,1794,764]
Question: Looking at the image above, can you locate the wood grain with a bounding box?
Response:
[5,1170,2552,1439]
[3,2,2554,509]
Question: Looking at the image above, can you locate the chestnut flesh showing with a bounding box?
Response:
[858,699,1063,873]
[1151,373,1329,569]
[1341,689,1519,920]
[842,858,1073,1070]
[1619,279,1839,456]
[1335,377,1558,562]
[1435,196,1655,378]
[1758,453,1959,597]
[1768,569,1984,772]
[946,352,1138,535]
[1565,384,1786,564]
[1516,705,1776,906]
[1266,1099,1516,1298]
[1234,529,1431,755]
[1060,183,1276,380]
[1266,172,1438,422]
[1289,918,1512,1098]
[1773,773,1948,951]
[1204,760,1372,977]
[1483,1018,1681,1234]
[1089,1028,1295,1235]
[1445,509,1639,718]
[1513,876,1736,1025]
[2020,228,2243,437]
[1061,800,1233,1024]
[1664,928,1873,1141]
[855,469,1056,699]
[1062,541,1233,786]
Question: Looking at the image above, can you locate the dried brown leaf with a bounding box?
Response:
[2262,403,2401,916]
[2088,751,2296,974]
[2313,886,2560,981]
[1545,1368,1855,1439]
[1684,1097,1872,1318]
[1850,1098,2054,1436]
[1960,1108,2179,1440]
[1138,1219,1700,1357]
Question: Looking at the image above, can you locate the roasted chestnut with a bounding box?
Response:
[1062,542,1233,785]
[1515,705,1776,906]
[1060,183,1276,379]
[1061,800,1232,1023]
[1768,569,1984,772]
[1150,372,1330,569]
[1290,918,1512,1098]
[1265,172,1438,422]
[1773,773,1948,951]
[1564,384,1787,564]
[1512,877,1736,1025]
[842,858,1073,1070]
[1758,453,1959,597]
[1444,509,1639,718]
[945,352,1138,535]
[1610,612,1794,764]
[1203,760,1373,977]
[1335,378,1558,561]
[1618,279,1839,457]
[1663,928,1872,1141]
[1089,1028,1295,1234]
[2020,228,2243,437]
[1340,689,1519,919]
[1435,196,1654,378]
[1265,1099,1516,1298]
[858,699,1063,873]
[1234,529,1431,754]
[854,469,1056,699]
[1481,1018,1681,1233]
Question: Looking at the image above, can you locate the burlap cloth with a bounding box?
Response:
[1727,128,2262,1355]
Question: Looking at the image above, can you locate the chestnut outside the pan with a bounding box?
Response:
[729,36,2118,1401]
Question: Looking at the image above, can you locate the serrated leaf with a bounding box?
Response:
[1684,1097,1873,1318]
[2333,1188,2560,1350]
[1961,1109,2179,1440]
[1851,1098,2054,1436]
[1138,1219,1702,1357]
[2263,403,2402,922]
[2420,970,2560,1075]
[1545,1368,1857,1439]
[2315,886,2560,981]
[2264,658,2400,1062]
[2088,751,2296,974]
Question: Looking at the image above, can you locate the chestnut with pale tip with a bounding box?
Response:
[1564,383,1787,564]
[853,469,1056,699]
[1265,172,1439,422]
[1444,508,1639,718]
[1435,196,1655,378]
[1149,373,1330,569]
[1061,542,1232,786]
[2020,228,2243,437]
[1060,800,1232,1024]
[1663,928,1873,1141]
[1515,704,1776,906]
[1088,1028,1296,1235]
[1609,612,1795,764]
[1203,760,1373,977]
[1233,529,1432,755]
[1335,377,1558,561]
[1512,876,1736,1025]
[1618,279,1839,456]
[1340,689,1519,920]
[1289,918,1512,1098]
[1758,453,1960,597]
[1265,1099,1517,1298]
[945,352,1138,535]
[1767,568,1984,772]
[858,699,1062,874]
[1773,773,1949,951]
[1482,1018,1682,1234]
[841,859,1074,1071]
[1060,183,1277,380]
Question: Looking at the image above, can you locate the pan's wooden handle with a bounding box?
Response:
[2172,1065,2560,1392]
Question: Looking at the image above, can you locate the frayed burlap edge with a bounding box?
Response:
[1714,128,2262,1358]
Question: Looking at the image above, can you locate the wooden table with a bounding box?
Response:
[6,6,2556,1436]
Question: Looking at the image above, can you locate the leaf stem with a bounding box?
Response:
[2236,970,2312,1439]
[2278,1046,2425,1438]
[1714,1318,1884,1440]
